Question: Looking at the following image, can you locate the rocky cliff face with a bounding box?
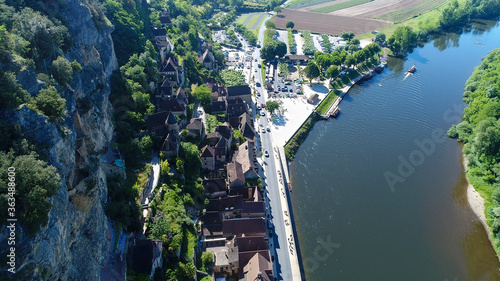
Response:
[4,0,118,280]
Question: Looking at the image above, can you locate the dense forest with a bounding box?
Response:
[448,48,500,254]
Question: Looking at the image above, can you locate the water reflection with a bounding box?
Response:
[463,222,500,281]
[432,31,461,51]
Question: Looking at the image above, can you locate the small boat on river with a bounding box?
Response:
[407,64,416,73]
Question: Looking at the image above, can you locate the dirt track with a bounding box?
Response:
[274,9,391,35]
[329,0,423,19]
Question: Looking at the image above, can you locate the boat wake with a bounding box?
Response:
[404,72,412,80]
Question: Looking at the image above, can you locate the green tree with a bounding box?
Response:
[201,251,214,267]
[388,26,417,55]
[303,61,320,84]
[151,217,172,243]
[326,65,339,80]
[0,71,30,109]
[194,84,212,105]
[375,33,386,45]
[265,100,280,114]
[278,62,289,78]
[344,54,355,68]
[341,31,355,42]
[286,21,295,29]
[233,129,245,145]
[273,6,282,14]
[161,159,170,180]
[179,262,196,279]
[176,158,185,174]
[0,152,60,234]
[260,41,287,61]
[33,86,66,121]
[265,20,276,29]
[52,56,73,85]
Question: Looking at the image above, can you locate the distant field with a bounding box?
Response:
[377,0,448,22]
[235,13,267,35]
[236,14,250,25]
[286,0,337,9]
[274,9,390,35]
[311,0,373,13]
[247,14,261,28]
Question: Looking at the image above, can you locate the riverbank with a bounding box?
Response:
[464,153,496,252]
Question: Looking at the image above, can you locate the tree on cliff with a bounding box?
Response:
[0,151,60,235]
[33,86,66,121]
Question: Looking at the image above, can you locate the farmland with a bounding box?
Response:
[377,0,449,22]
[273,9,390,36]
[286,0,339,10]
[311,0,373,13]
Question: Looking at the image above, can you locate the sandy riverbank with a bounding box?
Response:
[463,155,495,247]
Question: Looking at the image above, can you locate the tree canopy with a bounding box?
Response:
[303,61,320,83]
[260,41,287,61]
[286,21,294,29]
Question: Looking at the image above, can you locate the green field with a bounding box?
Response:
[236,14,249,25]
[377,0,449,22]
[286,0,337,9]
[311,0,372,13]
[247,14,261,28]
[356,0,463,40]
[316,90,340,115]
[236,13,267,35]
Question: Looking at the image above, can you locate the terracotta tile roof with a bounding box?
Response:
[145,111,168,137]
[236,236,268,253]
[186,118,203,131]
[201,145,215,158]
[203,178,227,196]
[227,85,251,97]
[227,161,245,188]
[222,218,266,237]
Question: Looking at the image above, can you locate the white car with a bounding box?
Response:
[264,150,269,157]
[260,111,266,117]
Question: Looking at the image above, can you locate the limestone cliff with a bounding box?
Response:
[1,0,118,280]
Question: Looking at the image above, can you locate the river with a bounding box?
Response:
[289,20,500,281]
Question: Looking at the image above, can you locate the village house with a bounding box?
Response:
[186,117,205,139]
[230,113,255,143]
[226,97,248,118]
[227,161,245,189]
[203,178,227,198]
[159,9,173,27]
[160,131,180,159]
[227,85,252,104]
[234,141,258,179]
[201,145,216,171]
[207,237,239,276]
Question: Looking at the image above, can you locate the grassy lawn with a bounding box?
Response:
[236,14,249,25]
[316,90,340,115]
[247,14,260,29]
[377,0,449,23]
[330,69,362,88]
[285,113,320,159]
[311,0,373,13]
[286,0,338,9]
[180,225,198,263]
[237,13,267,36]
[356,0,465,40]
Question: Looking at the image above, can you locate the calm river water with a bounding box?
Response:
[290,20,500,281]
